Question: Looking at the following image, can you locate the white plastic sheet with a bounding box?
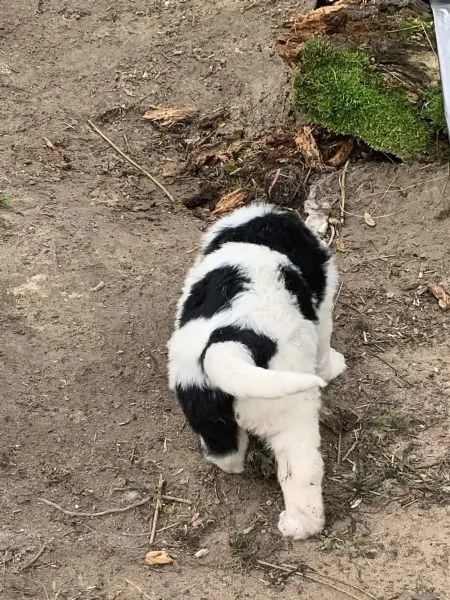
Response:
[430,0,450,138]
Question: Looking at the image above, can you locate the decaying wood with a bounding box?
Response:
[276,0,440,92]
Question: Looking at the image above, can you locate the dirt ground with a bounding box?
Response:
[1,1,449,599]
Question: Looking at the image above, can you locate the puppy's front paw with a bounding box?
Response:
[278,510,324,540]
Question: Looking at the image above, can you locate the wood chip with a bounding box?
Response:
[144,550,173,566]
[294,126,326,171]
[327,139,354,168]
[43,137,56,150]
[210,188,249,217]
[427,283,450,310]
[363,212,376,227]
[143,107,198,126]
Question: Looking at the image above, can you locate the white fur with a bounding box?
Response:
[168,204,346,540]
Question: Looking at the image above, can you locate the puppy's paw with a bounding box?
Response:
[322,348,346,382]
[278,510,324,540]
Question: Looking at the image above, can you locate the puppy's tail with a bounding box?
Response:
[202,342,325,399]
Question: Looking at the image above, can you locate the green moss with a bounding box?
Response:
[0,194,11,209]
[293,37,438,160]
[394,15,434,41]
[422,87,446,129]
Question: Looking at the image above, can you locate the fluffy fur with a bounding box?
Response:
[168,203,346,539]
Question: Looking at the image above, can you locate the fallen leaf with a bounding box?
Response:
[211,188,249,217]
[294,126,326,171]
[363,212,376,227]
[427,283,450,310]
[90,187,121,207]
[143,106,197,126]
[334,237,347,253]
[161,162,179,178]
[144,550,173,566]
[327,139,354,168]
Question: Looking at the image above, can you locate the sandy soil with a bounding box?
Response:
[0,2,449,599]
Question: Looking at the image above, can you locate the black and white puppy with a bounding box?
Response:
[168,203,346,539]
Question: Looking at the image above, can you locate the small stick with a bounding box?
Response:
[337,432,342,465]
[125,579,153,600]
[39,493,190,518]
[339,160,349,225]
[308,570,378,600]
[333,281,344,311]
[364,349,398,374]
[304,572,369,600]
[87,119,175,203]
[327,223,336,247]
[161,494,191,505]
[257,560,293,573]
[156,521,181,533]
[149,475,165,545]
[38,496,151,517]
[379,169,399,203]
[257,561,370,600]
[19,544,47,572]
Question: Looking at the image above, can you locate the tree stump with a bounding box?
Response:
[276,0,447,160]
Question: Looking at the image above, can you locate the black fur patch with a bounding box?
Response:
[203,210,328,304]
[179,325,277,458]
[179,266,249,327]
[200,325,277,370]
[279,265,317,321]
[176,385,239,456]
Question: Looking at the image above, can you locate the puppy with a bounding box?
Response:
[168,203,346,539]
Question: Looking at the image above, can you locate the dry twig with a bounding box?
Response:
[339,160,349,225]
[18,544,47,572]
[87,119,174,203]
[39,492,190,519]
[125,579,154,600]
[149,474,165,545]
[257,560,375,600]
[38,496,152,517]
[161,494,191,505]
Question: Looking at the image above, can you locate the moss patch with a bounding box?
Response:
[0,194,11,209]
[422,87,446,129]
[293,37,441,160]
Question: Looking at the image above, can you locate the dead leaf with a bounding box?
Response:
[363,212,376,227]
[143,106,197,127]
[294,127,326,171]
[144,550,173,566]
[427,283,450,311]
[327,139,354,168]
[43,137,56,150]
[334,237,348,253]
[161,162,179,178]
[211,188,249,217]
[90,187,121,207]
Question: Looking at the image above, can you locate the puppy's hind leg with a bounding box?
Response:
[270,412,325,540]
